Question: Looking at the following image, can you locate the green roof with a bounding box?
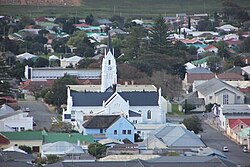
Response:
[0,131,43,140]
[44,132,94,144]
[238,127,250,138]
[192,56,210,65]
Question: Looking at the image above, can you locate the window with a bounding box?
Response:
[127,130,131,134]
[137,131,141,134]
[209,96,212,100]
[12,127,18,131]
[100,129,103,133]
[237,96,241,99]
[241,124,243,129]
[133,120,137,124]
[108,60,111,65]
[223,94,229,104]
[64,114,71,119]
[122,130,126,134]
[20,127,25,131]
[114,130,117,134]
[147,110,152,119]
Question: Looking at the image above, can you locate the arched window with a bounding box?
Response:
[147,110,152,119]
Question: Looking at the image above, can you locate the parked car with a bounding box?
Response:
[25,107,30,112]
[222,146,229,152]
[243,146,248,153]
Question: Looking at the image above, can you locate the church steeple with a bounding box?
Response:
[101,32,117,92]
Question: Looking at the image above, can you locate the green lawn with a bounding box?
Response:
[169,103,184,115]
[0,0,250,18]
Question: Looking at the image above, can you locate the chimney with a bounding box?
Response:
[131,80,134,85]
[125,81,128,85]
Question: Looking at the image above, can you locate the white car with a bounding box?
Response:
[243,146,248,153]
[25,108,30,112]
[222,146,229,152]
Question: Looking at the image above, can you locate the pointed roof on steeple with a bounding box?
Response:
[107,31,113,54]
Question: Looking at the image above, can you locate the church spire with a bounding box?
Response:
[107,31,113,54]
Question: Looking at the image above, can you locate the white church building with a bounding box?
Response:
[63,38,171,139]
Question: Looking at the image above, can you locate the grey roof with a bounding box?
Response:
[0,104,15,116]
[44,156,237,167]
[187,67,213,74]
[83,115,120,129]
[178,91,205,105]
[224,66,242,74]
[221,104,250,114]
[147,125,205,148]
[0,162,35,167]
[129,110,141,117]
[71,91,159,106]
[0,151,34,162]
[0,110,23,120]
[195,78,244,96]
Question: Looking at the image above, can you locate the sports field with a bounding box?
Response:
[0,0,249,18]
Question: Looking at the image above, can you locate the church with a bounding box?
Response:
[63,37,171,139]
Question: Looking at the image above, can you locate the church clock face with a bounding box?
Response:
[108,66,112,70]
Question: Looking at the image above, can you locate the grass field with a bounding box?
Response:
[0,0,250,18]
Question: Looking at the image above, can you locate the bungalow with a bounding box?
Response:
[82,115,135,143]
[216,24,239,32]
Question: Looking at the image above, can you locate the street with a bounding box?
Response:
[18,100,56,130]
[201,118,250,166]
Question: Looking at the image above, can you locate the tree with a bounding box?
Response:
[182,115,203,134]
[88,143,106,158]
[49,122,75,132]
[196,19,214,31]
[85,14,94,25]
[17,16,35,29]
[216,41,230,59]
[19,145,32,154]
[34,57,49,67]
[240,37,250,53]
[207,56,222,73]
[46,155,61,164]
[50,75,78,107]
[149,16,171,52]
[76,58,96,68]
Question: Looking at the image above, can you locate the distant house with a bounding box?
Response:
[96,19,112,26]
[204,45,218,53]
[217,72,244,81]
[0,131,43,153]
[106,143,139,155]
[227,118,250,145]
[83,115,135,142]
[143,124,205,149]
[0,111,33,132]
[195,78,245,105]
[182,67,215,92]
[216,24,239,32]
[16,52,37,60]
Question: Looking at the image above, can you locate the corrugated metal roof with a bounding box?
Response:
[0,131,43,140]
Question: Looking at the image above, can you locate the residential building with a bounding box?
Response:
[0,111,33,132]
[195,78,245,105]
[182,67,215,92]
[60,56,82,68]
[82,115,135,142]
[213,104,250,130]
[143,124,205,149]
[0,131,43,153]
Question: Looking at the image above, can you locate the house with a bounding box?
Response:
[0,150,35,165]
[195,78,245,105]
[178,91,205,113]
[143,124,205,149]
[182,67,215,92]
[191,56,210,68]
[98,138,123,147]
[16,52,37,60]
[204,45,218,53]
[184,147,227,159]
[227,118,250,144]
[43,132,94,145]
[216,24,239,32]
[0,110,33,132]
[41,141,86,157]
[241,65,250,79]
[0,131,43,152]
[217,73,244,81]
[213,104,250,130]
[82,115,135,142]
[184,62,196,70]
[237,127,250,147]
[60,55,83,68]
[63,35,171,139]
[106,143,139,155]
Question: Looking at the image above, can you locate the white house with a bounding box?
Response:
[213,104,250,130]
[63,37,171,139]
[0,111,33,132]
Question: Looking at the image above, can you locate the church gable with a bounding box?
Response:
[104,93,129,115]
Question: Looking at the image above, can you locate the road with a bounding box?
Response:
[168,114,250,166]
[200,119,250,166]
[18,100,56,130]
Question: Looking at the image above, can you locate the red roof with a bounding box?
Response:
[204,45,217,51]
[73,23,90,27]
[217,72,244,81]
[187,73,215,84]
[228,118,250,129]
[0,133,10,145]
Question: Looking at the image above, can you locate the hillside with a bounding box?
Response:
[0,0,249,17]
